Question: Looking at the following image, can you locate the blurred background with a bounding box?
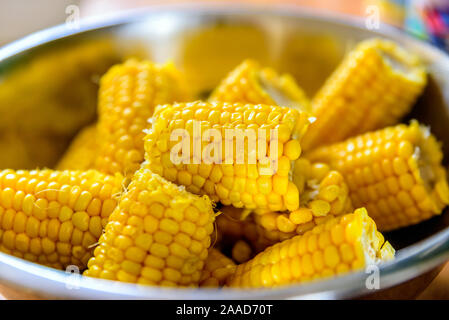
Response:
[1,0,449,300]
[1,0,449,51]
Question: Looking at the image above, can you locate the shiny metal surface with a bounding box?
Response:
[1,4,449,299]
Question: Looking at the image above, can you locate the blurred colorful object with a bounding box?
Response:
[407,0,449,50]
[374,0,449,51]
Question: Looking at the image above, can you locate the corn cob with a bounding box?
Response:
[84,167,215,287]
[145,101,310,212]
[215,161,352,252]
[209,59,310,111]
[0,169,123,270]
[302,38,427,151]
[252,159,353,247]
[200,248,236,287]
[56,125,97,170]
[306,121,449,231]
[95,59,188,178]
[227,208,395,288]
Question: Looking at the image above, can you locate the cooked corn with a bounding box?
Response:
[95,59,188,178]
[306,121,449,231]
[56,125,97,170]
[145,101,310,212]
[84,167,215,287]
[214,206,259,248]
[214,161,352,254]
[0,169,123,270]
[210,59,310,111]
[200,248,236,287]
[302,38,427,151]
[253,159,353,247]
[227,208,394,288]
[231,239,253,263]
[215,160,352,252]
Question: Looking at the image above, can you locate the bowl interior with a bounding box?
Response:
[1,5,449,299]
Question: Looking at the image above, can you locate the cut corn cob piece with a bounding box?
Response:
[0,169,123,270]
[302,38,427,151]
[56,125,97,170]
[145,101,310,212]
[95,59,188,178]
[209,59,310,111]
[200,248,236,287]
[84,167,215,287]
[216,161,353,253]
[306,121,449,231]
[216,161,352,252]
[252,159,353,248]
[227,208,394,288]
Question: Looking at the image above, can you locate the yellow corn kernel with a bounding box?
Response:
[302,38,427,151]
[284,140,302,161]
[231,240,252,263]
[309,200,331,217]
[0,169,123,270]
[84,168,215,287]
[227,208,394,288]
[290,208,313,225]
[95,59,189,178]
[306,121,449,231]
[209,59,310,112]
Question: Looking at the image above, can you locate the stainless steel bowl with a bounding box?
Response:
[1,4,449,299]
